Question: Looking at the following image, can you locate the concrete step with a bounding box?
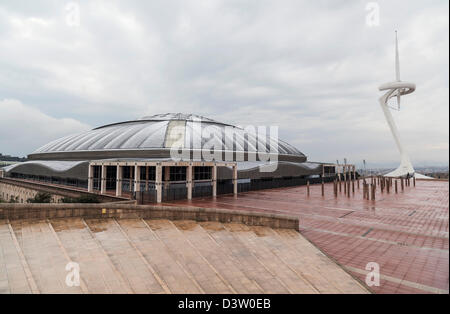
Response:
[223,223,319,294]
[172,220,262,294]
[274,228,369,294]
[115,218,201,293]
[83,218,165,293]
[144,219,233,293]
[49,218,132,293]
[0,221,32,293]
[10,220,83,294]
[199,221,290,293]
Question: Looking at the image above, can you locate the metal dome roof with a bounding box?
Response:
[29,113,306,162]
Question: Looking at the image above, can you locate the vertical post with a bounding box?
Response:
[100,164,106,194]
[145,166,149,191]
[321,180,324,196]
[401,178,404,191]
[352,179,355,194]
[187,164,193,200]
[164,166,171,189]
[357,178,360,189]
[307,181,310,196]
[88,164,94,193]
[371,184,375,201]
[413,177,416,187]
[212,165,217,197]
[129,166,133,192]
[156,165,162,203]
[395,180,398,193]
[116,165,123,197]
[232,164,238,196]
[334,180,337,197]
[338,165,341,183]
[134,165,141,192]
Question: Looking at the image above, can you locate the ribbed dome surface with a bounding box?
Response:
[30,113,305,161]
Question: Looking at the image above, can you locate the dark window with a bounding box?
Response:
[194,166,212,180]
[170,167,186,181]
[140,166,156,181]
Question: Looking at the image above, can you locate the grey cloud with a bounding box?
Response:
[0,0,448,165]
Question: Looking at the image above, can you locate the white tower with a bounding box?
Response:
[378,32,424,178]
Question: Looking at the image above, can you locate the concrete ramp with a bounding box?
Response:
[0,218,369,294]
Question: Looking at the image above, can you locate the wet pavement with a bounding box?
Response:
[164,180,449,294]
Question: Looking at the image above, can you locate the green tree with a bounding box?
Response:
[27,192,52,203]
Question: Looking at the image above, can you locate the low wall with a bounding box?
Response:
[0,178,125,203]
[0,181,63,203]
[0,203,299,231]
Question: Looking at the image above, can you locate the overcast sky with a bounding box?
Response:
[0,0,448,167]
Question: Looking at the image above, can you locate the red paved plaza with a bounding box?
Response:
[164,179,449,294]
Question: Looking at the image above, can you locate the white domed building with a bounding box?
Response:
[3,113,339,202]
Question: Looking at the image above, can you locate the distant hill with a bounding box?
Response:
[0,153,27,162]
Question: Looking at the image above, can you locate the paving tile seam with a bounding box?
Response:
[112,218,170,294]
[271,229,348,293]
[167,220,236,294]
[299,225,449,253]
[298,213,449,239]
[46,219,88,294]
[140,218,206,294]
[345,266,449,294]
[81,218,134,294]
[196,223,266,294]
[174,221,266,294]
[6,221,40,294]
[273,228,371,294]
[220,224,296,294]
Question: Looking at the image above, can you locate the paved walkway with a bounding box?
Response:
[163,180,449,294]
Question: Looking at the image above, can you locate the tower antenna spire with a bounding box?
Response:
[395,30,400,82]
[378,31,418,178]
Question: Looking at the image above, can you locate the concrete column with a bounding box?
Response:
[100,164,106,194]
[164,166,170,188]
[88,164,94,193]
[134,165,141,192]
[187,164,193,200]
[116,165,123,197]
[156,165,162,203]
[233,165,238,195]
[212,165,217,197]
